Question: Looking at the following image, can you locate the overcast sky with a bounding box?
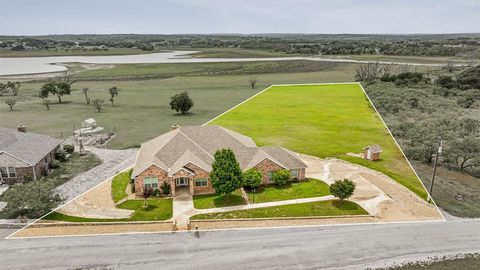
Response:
[1,0,479,35]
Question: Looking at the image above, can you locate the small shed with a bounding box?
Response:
[81,118,97,129]
[363,144,383,161]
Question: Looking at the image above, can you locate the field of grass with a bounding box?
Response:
[187,48,290,58]
[191,200,367,219]
[211,84,428,200]
[0,47,163,57]
[346,54,479,65]
[0,64,356,149]
[44,198,172,222]
[111,170,132,203]
[246,179,330,203]
[193,189,245,209]
[45,152,102,188]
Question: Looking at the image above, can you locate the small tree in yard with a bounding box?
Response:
[5,99,16,111]
[272,169,290,186]
[169,91,194,114]
[39,81,71,103]
[161,182,171,195]
[242,169,262,189]
[210,149,243,195]
[249,77,258,89]
[329,179,356,203]
[92,99,104,112]
[143,188,153,207]
[108,86,119,106]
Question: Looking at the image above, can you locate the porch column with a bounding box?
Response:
[170,178,176,197]
[189,178,194,195]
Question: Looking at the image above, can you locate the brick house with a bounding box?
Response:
[131,125,307,196]
[0,126,62,184]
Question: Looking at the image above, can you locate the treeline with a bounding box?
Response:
[2,34,480,57]
[362,65,480,176]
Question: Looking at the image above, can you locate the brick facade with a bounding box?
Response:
[135,165,170,196]
[1,148,57,184]
[253,158,285,185]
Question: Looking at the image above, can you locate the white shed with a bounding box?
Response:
[81,118,97,129]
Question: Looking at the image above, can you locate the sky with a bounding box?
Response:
[1,0,479,35]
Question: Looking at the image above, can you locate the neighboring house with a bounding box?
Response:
[363,144,383,161]
[131,125,307,196]
[0,126,62,184]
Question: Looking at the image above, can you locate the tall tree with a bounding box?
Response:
[210,149,243,195]
[82,87,91,104]
[40,81,71,103]
[108,86,119,106]
[169,91,194,114]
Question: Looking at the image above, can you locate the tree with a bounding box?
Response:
[242,169,262,189]
[40,81,71,103]
[92,99,104,112]
[161,182,171,195]
[210,149,243,195]
[108,86,119,106]
[169,91,194,114]
[82,87,91,104]
[249,77,258,89]
[444,136,480,171]
[5,99,16,111]
[143,188,153,207]
[329,179,356,202]
[0,181,63,219]
[0,83,8,96]
[6,81,20,96]
[272,169,290,186]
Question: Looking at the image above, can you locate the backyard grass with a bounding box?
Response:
[111,169,132,203]
[191,200,367,219]
[45,152,102,188]
[211,83,428,200]
[246,179,330,203]
[44,198,173,222]
[0,64,356,149]
[193,189,245,209]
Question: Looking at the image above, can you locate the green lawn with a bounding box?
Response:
[211,83,428,200]
[191,200,367,219]
[373,253,480,270]
[193,189,246,209]
[111,170,132,203]
[45,152,102,188]
[247,179,330,203]
[44,198,173,222]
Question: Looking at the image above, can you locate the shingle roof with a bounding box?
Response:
[364,144,383,153]
[0,127,62,166]
[132,125,307,178]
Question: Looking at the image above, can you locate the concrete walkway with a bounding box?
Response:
[172,188,195,228]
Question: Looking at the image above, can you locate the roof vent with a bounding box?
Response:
[17,124,26,133]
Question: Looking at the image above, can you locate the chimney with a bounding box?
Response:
[17,124,26,133]
[171,124,180,131]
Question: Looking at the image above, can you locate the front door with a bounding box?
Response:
[176,177,189,187]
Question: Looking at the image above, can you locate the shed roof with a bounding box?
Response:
[364,144,383,153]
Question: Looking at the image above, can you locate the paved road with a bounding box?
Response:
[1,219,479,270]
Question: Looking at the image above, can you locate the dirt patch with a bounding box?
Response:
[299,153,443,222]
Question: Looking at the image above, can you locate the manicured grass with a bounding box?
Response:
[0,64,355,149]
[44,152,102,188]
[211,84,428,200]
[193,189,246,209]
[44,198,173,222]
[246,179,330,203]
[373,253,480,270]
[191,200,367,219]
[111,170,132,203]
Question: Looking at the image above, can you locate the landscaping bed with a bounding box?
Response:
[191,200,367,220]
[193,189,245,209]
[246,179,330,203]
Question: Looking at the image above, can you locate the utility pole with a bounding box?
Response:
[428,138,443,203]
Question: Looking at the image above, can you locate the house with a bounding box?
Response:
[131,125,307,196]
[363,144,383,161]
[0,125,62,184]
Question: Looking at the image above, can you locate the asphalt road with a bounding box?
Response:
[1,220,479,270]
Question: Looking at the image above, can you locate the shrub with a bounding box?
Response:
[169,91,194,114]
[130,179,135,193]
[161,182,171,195]
[49,160,61,169]
[152,189,160,196]
[63,144,74,154]
[54,148,67,162]
[242,169,262,189]
[329,179,356,202]
[272,169,291,186]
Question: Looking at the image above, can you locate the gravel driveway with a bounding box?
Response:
[54,146,138,201]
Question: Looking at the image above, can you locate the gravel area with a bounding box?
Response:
[54,146,138,201]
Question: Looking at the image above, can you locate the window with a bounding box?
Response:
[8,167,16,178]
[195,178,208,187]
[144,177,159,189]
[267,172,274,183]
[0,167,7,178]
[290,169,298,179]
